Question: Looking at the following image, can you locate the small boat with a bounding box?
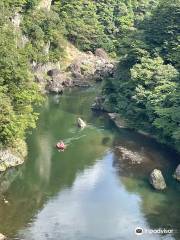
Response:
[56,141,66,151]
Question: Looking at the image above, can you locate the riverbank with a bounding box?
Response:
[91,101,180,186]
[34,47,115,94]
[0,43,115,173]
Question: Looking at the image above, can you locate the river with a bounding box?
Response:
[0,87,179,240]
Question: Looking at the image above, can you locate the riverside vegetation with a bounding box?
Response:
[0,0,179,169]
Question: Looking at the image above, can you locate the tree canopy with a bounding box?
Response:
[103,0,180,151]
[0,0,179,152]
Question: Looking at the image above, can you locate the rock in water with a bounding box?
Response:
[173,164,180,181]
[0,233,6,240]
[150,169,166,190]
[77,118,86,129]
[115,146,144,164]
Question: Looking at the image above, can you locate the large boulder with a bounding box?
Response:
[150,169,166,190]
[0,233,6,240]
[77,118,86,129]
[173,164,180,181]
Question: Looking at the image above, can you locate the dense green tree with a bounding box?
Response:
[144,0,180,70]
[103,0,180,151]
[53,0,110,51]
[0,0,179,152]
[22,7,66,62]
[0,8,42,146]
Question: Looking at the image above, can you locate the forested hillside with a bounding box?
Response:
[0,0,179,152]
[103,0,180,151]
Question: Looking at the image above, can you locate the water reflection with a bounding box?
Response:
[17,153,175,240]
[113,131,180,240]
[0,88,179,240]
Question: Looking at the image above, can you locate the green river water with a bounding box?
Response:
[0,87,179,240]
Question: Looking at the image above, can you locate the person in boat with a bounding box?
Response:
[56,140,66,151]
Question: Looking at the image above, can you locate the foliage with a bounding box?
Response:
[22,8,66,62]
[0,8,42,146]
[53,0,158,53]
[103,0,180,151]
[0,0,179,152]
[53,0,110,51]
[144,0,180,70]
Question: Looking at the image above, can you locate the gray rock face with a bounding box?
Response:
[173,164,180,181]
[32,62,67,94]
[150,169,166,190]
[32,49,115,93]
[69,61,82,79]
[46,81,64,94]
[46,69,72,93]
[0,150,24,172]
[95,48,108,60]
[68,48,115,84]
[94,62,114,81]
[77,118,86,129]
[0,233,6,240]
[11,12,22,29]
[32,62,60,74]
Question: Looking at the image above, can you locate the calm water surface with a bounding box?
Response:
[0,87,179,240]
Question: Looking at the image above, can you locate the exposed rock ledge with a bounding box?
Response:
[0,150,24,172]
[33,48,115,94]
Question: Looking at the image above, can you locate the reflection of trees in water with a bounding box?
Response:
[0,168,22,195]
[0,107,113,238]
[112,131,180,240]
[112,126,180,177]
[35,135,52,184]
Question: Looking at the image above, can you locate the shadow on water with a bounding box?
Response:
[0,87,179,240]
[112,125,180,240]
